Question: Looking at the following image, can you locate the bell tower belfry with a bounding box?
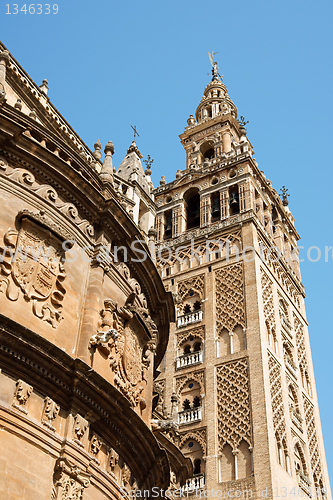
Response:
[153,60,331,499]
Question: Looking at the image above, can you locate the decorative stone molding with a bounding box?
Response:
[42,396,60,431]
[215,263,246,334]
[0,157,94,237]
[52,458,90,500]
[12,379,33,414]
[0,217,67,328]
[216,359,252,452]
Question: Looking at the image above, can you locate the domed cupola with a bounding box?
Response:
[195,60,237,124]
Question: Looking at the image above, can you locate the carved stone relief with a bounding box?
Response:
[72,414,89,448]
[0,217,67,328]
[90,295,156,408]
[52,458,90,500]
[12,379,33,414]
[41,396,60,431]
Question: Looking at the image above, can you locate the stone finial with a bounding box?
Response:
[127,140,143,158]
[187,114,196,126]
[99,141,114,184]
[0,50,9,87]
[280,186,290,207]
[29,108,37,120]
[93,139,102,160]
[39,79,49,95]
[160,175,166,186]
[143,155,154,176]
[175,169,182,179]
[14,98,22,110]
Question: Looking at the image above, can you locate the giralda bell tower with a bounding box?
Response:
[153,59,331,499]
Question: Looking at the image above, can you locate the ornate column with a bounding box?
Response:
[220,189,229,218]
[156,213,165,242]
[200,195,211,227]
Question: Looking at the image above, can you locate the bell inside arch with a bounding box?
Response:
[229,192,239,205]
[211,198,220,215]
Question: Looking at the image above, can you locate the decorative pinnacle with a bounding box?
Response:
[280,186,290,206]
[143,155,154,176]
[93,139,102,160]
[238,116,249,128]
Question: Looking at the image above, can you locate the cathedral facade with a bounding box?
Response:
[0,42,331,500]
[0,44,192,500]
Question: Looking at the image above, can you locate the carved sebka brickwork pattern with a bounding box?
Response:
[178,275,205,300]
[215,263,246,334]
[157,229,242,271]
[216,359,252,451]
[294,314,309,375]
[303,396,323,486]
[179,428,207,455]
[0,218,67,328]
[176,370,205,395]
[268,352,286,443]
[0,157,94,236]
[258,235,301,307]
[260,269,276,334]
[177,326,205,348]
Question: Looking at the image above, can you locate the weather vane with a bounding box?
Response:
[208,52,223,81]
[130,124,140,139]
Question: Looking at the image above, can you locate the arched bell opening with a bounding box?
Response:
[184,188,200,230]
[200,140,215,162]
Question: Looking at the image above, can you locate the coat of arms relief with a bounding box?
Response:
[90,292,158,408]
[0,214,67,328]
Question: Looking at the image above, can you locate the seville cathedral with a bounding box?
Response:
[0,42,331,500]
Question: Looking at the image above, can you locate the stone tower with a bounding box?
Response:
[153,62,331,499]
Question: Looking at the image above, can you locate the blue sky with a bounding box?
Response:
[2,0,333,483]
